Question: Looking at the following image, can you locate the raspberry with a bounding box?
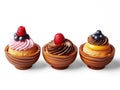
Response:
[17,26,26,36]
[54,33,65,45]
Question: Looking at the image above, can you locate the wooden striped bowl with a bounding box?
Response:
[5,43,40,70]
[79,44,115,70]
[42,44,77,70]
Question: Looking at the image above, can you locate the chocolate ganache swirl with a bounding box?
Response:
[46,39,74,55]
[88,35,109,45]
[87,30,109,46]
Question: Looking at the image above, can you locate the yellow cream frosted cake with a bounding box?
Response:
[79,30,115,70]
[83,30,112,58]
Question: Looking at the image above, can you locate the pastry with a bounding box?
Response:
[5,26,40,70]
[79,30,115,70]
[42,33,77,70]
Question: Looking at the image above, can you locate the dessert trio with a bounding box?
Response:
[4,26,115,70]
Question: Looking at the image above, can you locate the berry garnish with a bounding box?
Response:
[91,30,105,41]
[14,26,30,41]
[94,35,100,40]
[14,33,19,41]
[19,36,24,41]
[17,26,26,36]
[25,34,30,39]
[91,33,95,38]
[96,30,102,35]
[99,34,104,38]
[54,33,65,45]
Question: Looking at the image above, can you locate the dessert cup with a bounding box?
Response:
[5,43,40,70]
[80,43,115,69]
[4,26,41,70]
[42,44,77,69]
[79,30,115,70]
[42,33,77,70]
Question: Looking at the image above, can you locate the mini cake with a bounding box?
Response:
[5,26,40,70]
[42,33,77,70]
[79,30,115,70]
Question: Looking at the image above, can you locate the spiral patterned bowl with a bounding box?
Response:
[5,43,40,70]
[79,44,115,70]
[42,44,77,70]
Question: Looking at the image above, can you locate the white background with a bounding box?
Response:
[0,0,120,90]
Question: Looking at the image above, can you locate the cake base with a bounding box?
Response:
[51,66,69,70]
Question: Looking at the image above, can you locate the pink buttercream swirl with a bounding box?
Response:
[9,38,34,50]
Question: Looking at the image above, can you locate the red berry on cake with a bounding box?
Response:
[17,26,26,36]
[54,33,65,45]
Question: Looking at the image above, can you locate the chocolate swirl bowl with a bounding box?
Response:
[42,33,77,70]
[79,30,115,70]
[5,26,40,70]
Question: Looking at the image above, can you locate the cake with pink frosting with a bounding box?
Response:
[5,26,40,70]
[8,26,38,56]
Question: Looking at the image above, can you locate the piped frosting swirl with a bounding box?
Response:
[46,39,74,55]
[88,35,109,45]
[9,38,34,50]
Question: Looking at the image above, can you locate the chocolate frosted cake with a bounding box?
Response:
[42,33,77,70]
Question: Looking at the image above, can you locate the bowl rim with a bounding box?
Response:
[5,43,40,59]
